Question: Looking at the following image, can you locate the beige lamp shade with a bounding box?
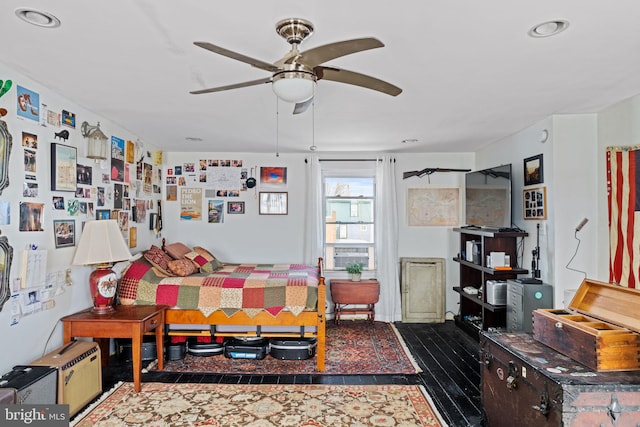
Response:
[72,219,132,266]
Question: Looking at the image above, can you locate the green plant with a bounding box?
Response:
[345,262,363,274]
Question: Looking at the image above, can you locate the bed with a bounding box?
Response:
[117,241,326,371]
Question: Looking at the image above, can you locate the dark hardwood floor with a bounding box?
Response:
[97,320,483,426]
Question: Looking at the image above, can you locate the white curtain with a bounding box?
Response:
[375,155,402,322]
[303,154,323,265]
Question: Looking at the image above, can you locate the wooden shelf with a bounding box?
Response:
[453,228,527,339]
[453,287,507,312]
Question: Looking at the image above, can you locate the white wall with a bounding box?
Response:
[0,62,161,374]
[475,114,600,307]
[162,152,307,264]
[395,152,475,319]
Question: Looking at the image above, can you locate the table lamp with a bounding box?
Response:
[72,219,132,313]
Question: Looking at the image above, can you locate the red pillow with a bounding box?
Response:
[144,245,172,275]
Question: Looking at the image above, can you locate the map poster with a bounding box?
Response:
[407,188,460,226]
[180,187,202,220]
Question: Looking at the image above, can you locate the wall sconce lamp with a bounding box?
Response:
[81,121,109,160]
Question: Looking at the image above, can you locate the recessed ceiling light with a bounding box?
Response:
[15,8,61,28]
[529,20,569,38]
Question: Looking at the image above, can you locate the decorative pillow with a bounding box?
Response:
[164,242,192,260]
[184,250,222,273]
[193,246,219,262]
[143,245,172,276]
[184,250,209,268]
[167,259,197,277]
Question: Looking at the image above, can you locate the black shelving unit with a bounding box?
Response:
[453,228,528,339]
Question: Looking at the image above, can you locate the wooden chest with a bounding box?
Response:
[481,331,640,426]
[532,279,640,371]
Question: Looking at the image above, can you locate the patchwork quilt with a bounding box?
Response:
[118,259,319,318]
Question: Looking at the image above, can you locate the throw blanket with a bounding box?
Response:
[119,261,319,318]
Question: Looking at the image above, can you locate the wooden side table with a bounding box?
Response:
[330,279,380,325]
[61,305,166,392]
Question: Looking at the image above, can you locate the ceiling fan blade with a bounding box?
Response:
[293,98,313,115]
[315,66,402,96]
[296,38,384,67]
[190,77,272,95]
[193,41,280,73]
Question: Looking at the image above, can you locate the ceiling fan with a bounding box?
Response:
[190,18,402,114]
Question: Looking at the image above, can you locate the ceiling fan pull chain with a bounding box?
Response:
[310,84,317,151]
[275,96,280,157]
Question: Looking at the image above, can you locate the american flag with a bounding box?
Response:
[607,146,640,288]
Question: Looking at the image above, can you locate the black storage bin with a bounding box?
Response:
[224,337,269,360]
[166,341,187,360]
[117,336,158,362]
[187,338,224,357]
[269,338,317,360]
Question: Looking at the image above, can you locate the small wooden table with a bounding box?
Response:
[330,279,380,325]
[61,305,166,392]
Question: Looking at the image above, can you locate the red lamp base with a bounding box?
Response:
[89,265,118,313]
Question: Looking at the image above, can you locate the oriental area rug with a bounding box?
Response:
[155,320,421,375]
[71,382,447,427]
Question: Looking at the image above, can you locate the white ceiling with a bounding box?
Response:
[2,1,640,154]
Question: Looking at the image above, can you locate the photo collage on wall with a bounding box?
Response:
[11,82,164,250]
[165,161,288,221]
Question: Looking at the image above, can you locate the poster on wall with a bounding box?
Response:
[180,188,202,220]
[16,86,39,122]
[19,202,44,231]
[407,188,460,226]
[111,136,125,182]
[208,200,224,223]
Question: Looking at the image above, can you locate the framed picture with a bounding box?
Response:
[259,192,288,215]
[53,219,75,248]
[51,143,77,191]
[524,154,543,186]
[227,201,245,214]
[260,167,287,185]
[523,186,547,220]
[149,212,157,230]
[96,209,111,220]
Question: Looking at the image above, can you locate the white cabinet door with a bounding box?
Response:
[401,257,445,323]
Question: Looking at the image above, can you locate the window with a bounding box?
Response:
[323,174,375,271]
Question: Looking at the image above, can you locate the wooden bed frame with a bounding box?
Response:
[162,257,326,371]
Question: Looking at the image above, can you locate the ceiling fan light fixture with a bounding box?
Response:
[272,71,316,103]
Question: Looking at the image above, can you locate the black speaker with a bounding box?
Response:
[0,366,57,404]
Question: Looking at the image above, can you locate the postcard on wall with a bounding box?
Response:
[111,136,125,182]
[16,85,39,122]
[180,187,202,220]
[208,199,224,223]
[19,202,44,231]
[125,140,135,163]
[0,200,10,224]
[260,167,287,185]
[21,132,37,149]
[61,110,76,128]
